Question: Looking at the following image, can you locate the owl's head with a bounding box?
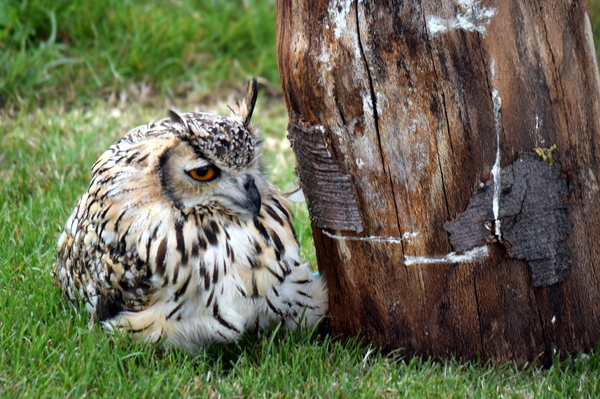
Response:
[155,79,263,217]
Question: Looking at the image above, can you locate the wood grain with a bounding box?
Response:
[277,0,600,366]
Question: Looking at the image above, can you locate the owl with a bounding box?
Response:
[54,80,328,351]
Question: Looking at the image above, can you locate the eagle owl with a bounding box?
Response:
[54,80,327,351]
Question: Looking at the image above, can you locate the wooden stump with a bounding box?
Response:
[276,0,600,366]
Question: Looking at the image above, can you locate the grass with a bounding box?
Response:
[0,0,278,108]
[3,0,600,397]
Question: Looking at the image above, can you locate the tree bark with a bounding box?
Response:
[276,0,600,366]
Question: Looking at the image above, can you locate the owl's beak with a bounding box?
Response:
[243,175,261,218]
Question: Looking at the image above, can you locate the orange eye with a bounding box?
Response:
[188,166,219,181]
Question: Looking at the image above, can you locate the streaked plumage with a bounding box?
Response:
[54,80,327,351]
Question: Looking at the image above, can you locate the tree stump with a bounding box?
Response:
[276,0,600,366]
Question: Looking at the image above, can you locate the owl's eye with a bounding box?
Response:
[188,166,220,182]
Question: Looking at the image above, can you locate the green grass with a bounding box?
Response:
[0,0,278,108]
[4,0,600,397]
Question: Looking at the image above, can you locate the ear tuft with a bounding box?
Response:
[169,108,188,130]
[238,79,258,127]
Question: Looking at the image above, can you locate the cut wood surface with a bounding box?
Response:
[277,0,600,366]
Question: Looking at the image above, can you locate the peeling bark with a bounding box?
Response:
[445,153,571,286]
[277,0,600,366]
[287,116,364,232]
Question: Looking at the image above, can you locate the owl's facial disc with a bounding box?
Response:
[207,173,261,218]
[161,142,261,217]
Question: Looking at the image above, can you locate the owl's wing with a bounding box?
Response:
[54,131,182,321]
[54,193,158,320]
